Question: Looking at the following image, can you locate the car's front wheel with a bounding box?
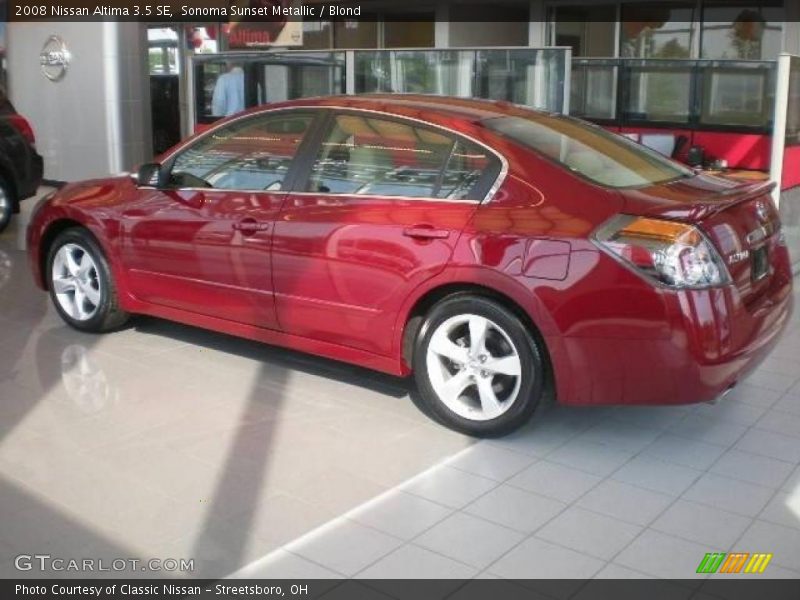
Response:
[46,227,129,332]
[413,295,544,437]
[0,175,14,234]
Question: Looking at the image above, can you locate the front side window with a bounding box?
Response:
[169,111,314,191]
[306,114,470,199]
[484,114,693,188]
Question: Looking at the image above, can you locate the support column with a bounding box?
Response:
[528,0,547,47]
[7,21,150,181]
[770,54,791,207]
[435,2,450,49]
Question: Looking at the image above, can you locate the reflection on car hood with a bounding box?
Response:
[50,176,133,209]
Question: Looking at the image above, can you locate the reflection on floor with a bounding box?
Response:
[0,216,472,579]
[1,200,799,586]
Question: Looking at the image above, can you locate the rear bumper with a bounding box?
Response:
[558,247,794,406]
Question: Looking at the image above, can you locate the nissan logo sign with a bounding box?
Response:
[40,36,70,81]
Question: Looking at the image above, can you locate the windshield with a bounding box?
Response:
[483,114,693,188]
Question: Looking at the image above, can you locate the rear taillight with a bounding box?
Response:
[8,114,36,147]
[593,215,731,289]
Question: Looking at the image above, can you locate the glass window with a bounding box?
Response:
[552,5,617,57]
[306,114,454,198]
[334,19,378,49]
[195,62,226,123]
[474,49,566,111]
[701,2,784,60]
[169,112,314,191]
[483,114,693,188]
[355,50,472,96]
[384,16,435,48]
[437,140,494,200]
[449,8,529,47]
[624,66,693,123]
[302,21,333,50]
[148,27,180,75]
[570,63,618,119]
[701,65,775,128]
[621,3,695,58]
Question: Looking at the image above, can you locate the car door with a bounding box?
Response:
[121,109,320,328]
[272,110,502,356]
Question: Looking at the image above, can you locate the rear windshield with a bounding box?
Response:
[483,114,693,188]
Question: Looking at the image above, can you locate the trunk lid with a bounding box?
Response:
[619,173,782,303]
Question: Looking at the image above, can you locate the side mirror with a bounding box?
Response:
[136,162,165,188]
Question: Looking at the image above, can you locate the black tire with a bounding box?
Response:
[46,227,129,332]
[0,175,13,234]
[412,295,545,437]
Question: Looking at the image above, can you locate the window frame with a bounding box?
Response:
[159,106,508,202]
[482,113,696,190]
[161,108,327,194]
[291,108,504,203]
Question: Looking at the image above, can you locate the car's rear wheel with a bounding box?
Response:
[0,176,13,234]
[46,228,129,332]
[413,295,544,437]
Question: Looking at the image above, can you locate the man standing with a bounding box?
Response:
[211,62,245,117]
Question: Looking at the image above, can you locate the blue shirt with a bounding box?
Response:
[211,68,245,117]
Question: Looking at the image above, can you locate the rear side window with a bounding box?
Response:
[483,114,693,188]
[437,140,494,201]
[305,113,497,200]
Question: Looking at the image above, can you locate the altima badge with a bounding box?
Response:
[728,250,750,265]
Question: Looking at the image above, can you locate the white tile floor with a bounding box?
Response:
[235,276,800,582]
[1,195,800,582]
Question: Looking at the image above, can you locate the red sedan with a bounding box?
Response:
[27,95,793,436]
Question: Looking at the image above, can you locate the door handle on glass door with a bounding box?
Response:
[403,225,450,240]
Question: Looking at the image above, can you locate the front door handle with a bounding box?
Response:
[403,225,451,240]
[233,218,271,234]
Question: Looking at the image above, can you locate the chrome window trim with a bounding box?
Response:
[137,187,478,204]
[288,191,480,204]
[136,186,289,195]
[160,105,509,204]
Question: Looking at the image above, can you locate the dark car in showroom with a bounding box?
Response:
[0,87,43,233]
[26,95,793,436]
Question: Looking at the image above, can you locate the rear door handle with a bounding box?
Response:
[403,225,451,240]
[233,218,271,234]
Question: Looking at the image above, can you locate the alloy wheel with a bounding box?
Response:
[51,243,102,321]
[425,314,523,421]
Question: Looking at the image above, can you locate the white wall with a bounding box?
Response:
[7,22,151,182]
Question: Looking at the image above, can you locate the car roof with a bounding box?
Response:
[243,94,550,127]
